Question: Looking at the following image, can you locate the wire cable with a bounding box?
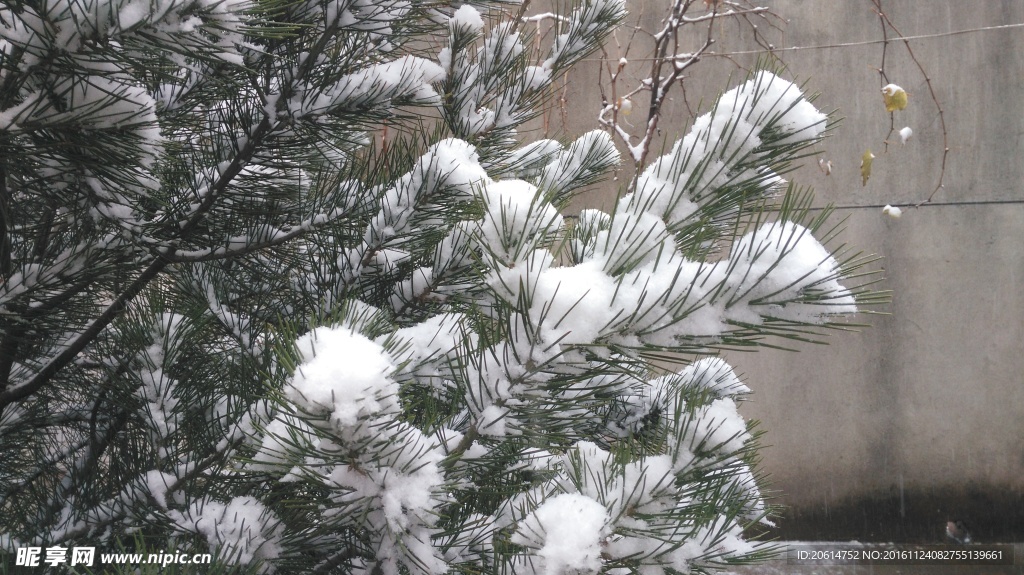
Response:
[811,198,1024,211]
[582,22,1024,62]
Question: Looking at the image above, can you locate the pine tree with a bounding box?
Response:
[0,0,882,573]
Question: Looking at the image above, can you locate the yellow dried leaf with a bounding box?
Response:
[882,84,908,112]
[860,150,874,187]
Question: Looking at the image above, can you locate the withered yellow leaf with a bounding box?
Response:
[860,150,875,186]
[882,84,908,112]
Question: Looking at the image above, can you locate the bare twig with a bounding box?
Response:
[509,0,537,33]
[594,1,781,191]
[679,6,768,24]
[520,12,569,26]
[873,0,897,152]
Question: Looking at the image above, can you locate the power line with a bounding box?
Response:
[564,199,1024,219]
[582,21,1024,62]
[812,198,1024,211]
[718,22,1024,56]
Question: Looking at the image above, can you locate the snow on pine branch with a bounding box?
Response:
[723,220,856,323]
[0,0,251,63]
[441,17,551,139]
[544,0,628,71]
[0,73,159,141]
[297,56,446,118]
[439,1,622,147]
[483,362,765,574]
[481,73,852,356]
[626,71,828,228]
[256,306,451,575]
[363,138,489,249]
[133,313,188,457]
[169,496,284,571]
[535,130,621,201]
[292,0,414,52]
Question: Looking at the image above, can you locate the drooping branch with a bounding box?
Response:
[870,0,949,205]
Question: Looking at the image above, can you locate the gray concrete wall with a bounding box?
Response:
[548,0,1024,541]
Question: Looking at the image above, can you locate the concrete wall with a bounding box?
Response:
[550,0,1024,541]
